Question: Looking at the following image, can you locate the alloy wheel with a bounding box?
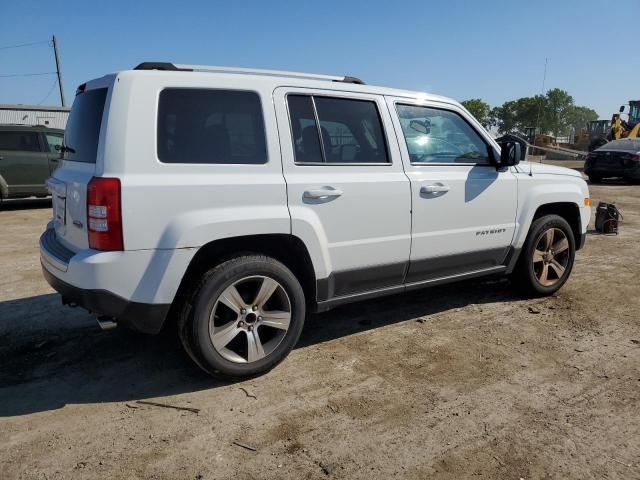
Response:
[532,227,570,287]
[209,275,292,363]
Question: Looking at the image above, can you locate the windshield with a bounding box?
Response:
[629,103,640,125]
[63,88,108,163]
[589,121,610,135]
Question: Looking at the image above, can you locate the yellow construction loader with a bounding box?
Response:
[588,101,639,151]
[611,100,640,139]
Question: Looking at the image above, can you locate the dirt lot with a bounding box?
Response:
[1,167,639,479]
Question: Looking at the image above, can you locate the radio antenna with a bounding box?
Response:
[532,57,548,174]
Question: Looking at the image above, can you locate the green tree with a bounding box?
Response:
[493,95,546,135]
[544,88,574,137]
[565,105,598,133]
[491,102,517,133]
[461,98,492,128]
[473,89,598,139]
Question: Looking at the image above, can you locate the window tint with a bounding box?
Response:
[396,105,491,164]
[158,89,267,164]
[288,95,389,164]
[0,131,41,152]
[45,133,63,153]
[287,95,323,163]
[64,88,108,163]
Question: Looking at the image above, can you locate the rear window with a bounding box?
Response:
[597,138,640,152]
[63,88,108,163]
[45,132,63,152]
[0,131,42,152]
[157,89,267,164]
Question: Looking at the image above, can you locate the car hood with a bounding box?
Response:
[515,162,582,178]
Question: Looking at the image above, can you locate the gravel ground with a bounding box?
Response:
[1,168,639,479]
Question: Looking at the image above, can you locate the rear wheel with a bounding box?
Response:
[514,215,576,296]
[178,255,306,379]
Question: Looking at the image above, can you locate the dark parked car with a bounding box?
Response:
[584,138,640,184]
[0,125,63,205]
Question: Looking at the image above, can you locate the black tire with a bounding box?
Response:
[588,175,602,184]
[178,255,306,380]
[514,214,576,296]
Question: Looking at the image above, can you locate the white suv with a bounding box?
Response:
[40,62,590,378]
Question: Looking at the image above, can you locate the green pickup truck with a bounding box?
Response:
[0,125,64,205]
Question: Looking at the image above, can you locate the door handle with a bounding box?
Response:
[420,183,450,194]
[303,187,343,199]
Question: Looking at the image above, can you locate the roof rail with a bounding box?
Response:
[133,62,365,84]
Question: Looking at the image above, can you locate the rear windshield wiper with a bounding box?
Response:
[60,145,76,154]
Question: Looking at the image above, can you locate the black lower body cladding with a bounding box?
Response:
[42,266,170,334]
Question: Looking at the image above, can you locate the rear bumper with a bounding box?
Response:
[585,164,640,179]
[41,265,170,334]
[39,227,194,334]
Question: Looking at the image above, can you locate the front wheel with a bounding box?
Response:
[179,255,306,379]
[514,215,576,296]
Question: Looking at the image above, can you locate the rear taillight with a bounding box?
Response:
[621,153,640,167]
[87,177,123,251]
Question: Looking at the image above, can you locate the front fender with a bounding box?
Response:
[513,176,589,248]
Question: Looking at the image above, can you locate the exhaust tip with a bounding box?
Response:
[96,316,118,331]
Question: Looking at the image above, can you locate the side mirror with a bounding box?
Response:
[497,141,521,168]
[619,105,625,113]
[409,119,430,135]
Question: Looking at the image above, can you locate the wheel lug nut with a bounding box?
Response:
[258,316,262,321]
[252,305,258,311]
[241,308,246,314]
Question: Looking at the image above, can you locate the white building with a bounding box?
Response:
[0,104,70,130]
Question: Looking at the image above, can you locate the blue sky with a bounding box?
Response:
[1,0,637,118]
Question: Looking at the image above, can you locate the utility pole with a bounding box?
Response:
[52,35,66,107]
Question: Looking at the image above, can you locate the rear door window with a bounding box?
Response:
[287,95,389,164]
[0,131,42,152]
[287,95,323,163]
[63,88,108,163]
[157,89,267,164]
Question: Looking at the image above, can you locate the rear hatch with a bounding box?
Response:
[48,82,110,252]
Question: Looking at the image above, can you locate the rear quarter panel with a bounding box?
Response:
[105,71,290,251]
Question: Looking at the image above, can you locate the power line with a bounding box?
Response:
[37,78,59,105]
[0,72,57,78]
[0,40,50,51]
